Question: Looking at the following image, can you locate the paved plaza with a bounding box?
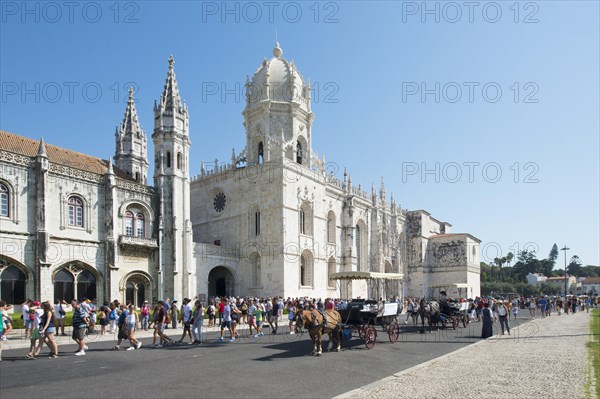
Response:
[1,311,590,398]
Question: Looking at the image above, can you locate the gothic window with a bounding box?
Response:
[299,202,313,236]
[125,277,147,307]
[254,210,260,236]
[135,172,140,182]
[300,250,313,287]
[68,196,84,227]
[327,211,336,243]
[257,142,264,164]
[136,213,145,238]
[328,257,336,289]
[0,182,9,217]
[77,270,97,300]
[54,269,75,302]
[296,140,303,164]
[356,224,362,271]
[299,209,306,235]
[125,211,134,236]
[249,253,261,288]
[355,220,368,271]
[177,152,182,170]
[166,151,171,168]
[0,264,26,304]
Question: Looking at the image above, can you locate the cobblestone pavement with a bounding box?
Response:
[339,311,591,399]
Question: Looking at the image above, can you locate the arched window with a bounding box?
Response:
[299,208,306,235]
[299,202,312,236]
[257,142,264,164]
[356,224,362,271]
[300,250,313,287]
[177,152,182,170]
[327,211,336,243]
[136,213,145,238]
[250,253,261,288]
[125,211,134,236]
[296,140,303,164]
[0,265,26,303]
[77,270,97,300]
[166,151,171,168]
[300,255,307,286]
[328,257,336,289]
[68,196,84,227]
[54,269,74,302]
[254,210,260,236]
[125,275,149,307]
[0,182,9,217]
[135,172,140,182]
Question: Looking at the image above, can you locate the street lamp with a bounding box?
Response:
[561,245,570,297]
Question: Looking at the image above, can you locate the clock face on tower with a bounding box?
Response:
[213,192,227,213]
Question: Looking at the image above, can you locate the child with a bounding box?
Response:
[287,302,295,334]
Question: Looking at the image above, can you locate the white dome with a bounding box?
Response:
[246,43,310,110]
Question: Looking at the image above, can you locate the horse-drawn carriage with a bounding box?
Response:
[428,283,470,330]
[330,271,404,349]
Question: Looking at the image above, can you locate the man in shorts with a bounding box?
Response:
[153,301,172,348]
[218,298,234,342]
[71,300,89,356]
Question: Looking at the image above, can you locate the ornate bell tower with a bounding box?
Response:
[152,55,194,301]
[115,88,149,183]
[242,43,315,166]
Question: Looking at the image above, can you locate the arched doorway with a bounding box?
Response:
[0,256,28,304]
[53,262,99,302]
[121,272,152,307]
[208,266,234,298]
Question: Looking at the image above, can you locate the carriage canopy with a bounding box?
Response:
[330,271,404,281]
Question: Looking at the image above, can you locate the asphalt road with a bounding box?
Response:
[0,314,534,399]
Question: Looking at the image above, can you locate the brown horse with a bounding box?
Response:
[294,309,342,356]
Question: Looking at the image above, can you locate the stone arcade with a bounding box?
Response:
[0,44,480,306]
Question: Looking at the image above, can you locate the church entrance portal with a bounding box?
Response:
[208,266,234,297]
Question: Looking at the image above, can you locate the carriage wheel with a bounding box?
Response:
[452,316,459,330]
[462,314,469,328]
[363,326,377,349]
[387,321,399,343]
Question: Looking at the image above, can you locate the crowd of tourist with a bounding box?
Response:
[0,293,596,361]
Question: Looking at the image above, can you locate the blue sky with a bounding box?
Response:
[1,1,599,266]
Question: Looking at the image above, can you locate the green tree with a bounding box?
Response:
[567,255,582,276]
[548,243,559,265]
[505,252,514,267]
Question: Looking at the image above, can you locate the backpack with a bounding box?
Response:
[109,309,117,320]
[163,308,171,324]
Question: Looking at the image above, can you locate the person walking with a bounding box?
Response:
[287,301,296,334]
[208,299,216,328]
[191,300,204,344]
[178,298,193,344]
[481,303,494,339]
[497,301,510,335]
[54,299,67,336]
[113,304,129,350]
[125,304,142,350]
[171,299,179,329]
[26,301,44,359]
[39,302,59,358]
[98,302,110,335]
[140,301,151,331]
[217,298,234,342]
[71,300,89,356]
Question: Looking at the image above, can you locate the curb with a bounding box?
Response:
[333,317,536,399]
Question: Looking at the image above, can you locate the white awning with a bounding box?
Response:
[330,271,404,281]
[428,283,469,289]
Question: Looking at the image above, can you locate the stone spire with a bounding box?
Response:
[115,87,148,183]
[120,87,143,138]
[37,137,47,158]
[380,176,386,203]
[161,55,183,111]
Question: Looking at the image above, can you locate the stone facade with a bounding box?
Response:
[0,44,481,305]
